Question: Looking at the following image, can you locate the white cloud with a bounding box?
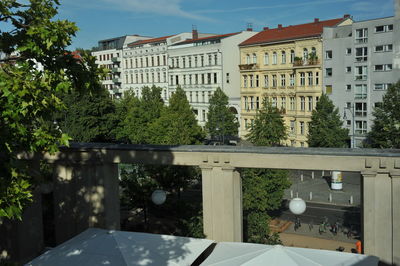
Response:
[63,0,211,21]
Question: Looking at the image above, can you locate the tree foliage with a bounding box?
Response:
[246,99,287,146]
[205,87,239,140]
[308,94,349,147]
[0,0,99,219]
[367,81,400,148]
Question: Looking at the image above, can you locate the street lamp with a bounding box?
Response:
[343,104,355,148]
[289,198,306,215]
[151,190,166,205]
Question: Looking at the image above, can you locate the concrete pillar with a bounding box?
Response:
[201,166,242,242]
[53,161,119,244]
[362,171,392,264]
[391,172,400,265]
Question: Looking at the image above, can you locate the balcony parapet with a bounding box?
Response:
[239,63,257,70]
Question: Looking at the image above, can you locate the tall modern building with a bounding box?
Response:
[168,29,258,128]
[92,35,151,98]
[239,17,350,147]
[323,10,400,147]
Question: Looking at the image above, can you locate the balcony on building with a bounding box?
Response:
[239,63,257,70]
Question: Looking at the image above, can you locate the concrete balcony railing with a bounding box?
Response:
[17,143,400,265]
[293,59,320,67]
[239,63,257,70]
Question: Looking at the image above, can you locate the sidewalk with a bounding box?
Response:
[284,170,361,206]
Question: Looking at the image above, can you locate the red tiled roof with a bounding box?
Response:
[240,18,345,46]
[176,32,240,45]
[127,35,174,47]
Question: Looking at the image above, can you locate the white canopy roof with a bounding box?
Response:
[26,228,214,266]
[200,242,379,266]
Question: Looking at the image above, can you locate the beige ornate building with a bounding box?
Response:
[239,16,352,147]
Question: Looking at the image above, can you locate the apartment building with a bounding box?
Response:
[239,17,351,147]
[168,29,258,128]
[323,12,400,147]
[92,35,151,98]
[122,31,214,102]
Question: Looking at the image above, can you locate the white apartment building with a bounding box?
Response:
[168,30,258,128]
[92,35,151,98]
[323,8,400,147]
[121,31,214,102]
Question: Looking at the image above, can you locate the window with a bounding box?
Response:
[272,97,277,108]
[300,96,305,111]
[272,52,277,64]
[256,97,260,109]
[226,73,230,83]
[194,56,198,67]
[246,54,250,64]
[252,53,257,64]
[264,53,269,65]
[202,110,206,121]
[183,75,186,85]
[325,68,332,77]
[244,119,248,129]
[272,75,277,87]
[355,84,367,99]
[264,75,269,87]
[346,48,352,55]
[290,50,295,63]
[250,75,254,88]
[315,71,319,85]
[188,57,192,67]
[355,28,368,43]
[375,24,393,33]
[244,96,248,110]
[346,120,351,126]
[201,56,204,66]
[308,72,313,86]
[374,83,391,90]
[375,44,393,52]
[308,96,313,111]
[355,47,368,62]
[208,55,212,66]
[280,74,286,87]
[325,50,332,59]
[189,74,192,84]
[214,73,217,84]
[355,66,367,80]
[346,66,351,73]
[355,120,367,135]
[346,84,352,91]
[290,97,295,111]
[374,64,392,71]
[243,75,248,88]
[300,121,305,135]
[207,73,211,84]
[196,92,199,102]
[214,54,218,65]
[325,85,332,95]
[289,74,295,86]
[355,102,367,117]
[300,72,305,86]
[303,48,308,64]
[290,121,296,134]
[189,92,193,102]
[250,96,254,110]
[281,97,286,110]
[281,51,286,64]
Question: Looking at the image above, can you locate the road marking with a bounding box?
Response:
[305,205,360,213]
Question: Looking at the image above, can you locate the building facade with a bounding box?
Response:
[323,13,400,147]
[239,17,350,147]
[168,30,258,128]
[92,35,151,98]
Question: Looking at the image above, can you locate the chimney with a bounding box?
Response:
[263,27,269,31]
[314,18,319,23]
[192,25,198,39]
[343,14,351,19]
[278,24,282,29]
[246,23,253,31]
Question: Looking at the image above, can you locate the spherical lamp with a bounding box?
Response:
[289,197,306,215]
[151,189,166,205]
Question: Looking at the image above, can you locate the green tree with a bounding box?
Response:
[205,87,239,140]
[246,99,287,146]
[243,99,290,244]
[308,93,349,147]
[0,0,95,219]
[367,81,400,148]
[148,86,204,145]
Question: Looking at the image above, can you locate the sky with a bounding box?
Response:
[57,0,395,50]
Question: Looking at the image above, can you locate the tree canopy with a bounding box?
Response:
[367,81,400,148]
[0,0,100,219]
[205,87,239,140]
[307,94,349,147]
[246,99,287,146]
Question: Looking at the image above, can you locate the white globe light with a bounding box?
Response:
[151,190,166,205]
[289,197,306,215]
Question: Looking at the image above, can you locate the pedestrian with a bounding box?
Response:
[356,240,362,254]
